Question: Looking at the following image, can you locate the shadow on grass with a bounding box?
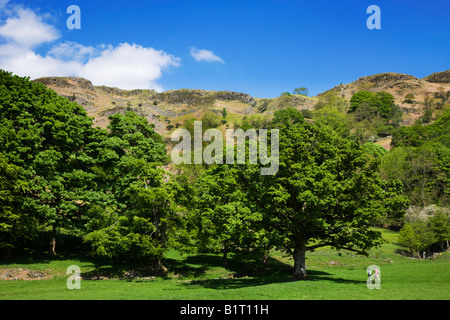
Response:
[169,252,365,290]
[181,269,365,291]
[2,240,365,289]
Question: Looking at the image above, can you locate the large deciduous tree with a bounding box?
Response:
[263,108,409,279]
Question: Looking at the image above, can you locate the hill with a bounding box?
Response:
[322,71,450,126]
[32,76,318,136]
[33,70,450,137]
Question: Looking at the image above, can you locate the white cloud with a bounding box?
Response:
[0,7,60,48]
[0,43,81,77]
[0,3,180,91]
[190,47,224,63]
[79,43,180,91]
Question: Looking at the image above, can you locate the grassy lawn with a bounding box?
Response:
[1,228,449,300]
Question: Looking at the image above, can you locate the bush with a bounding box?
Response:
[404,93,415,104]
[399,206,450,257]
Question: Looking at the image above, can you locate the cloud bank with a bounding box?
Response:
[0,4,180,91]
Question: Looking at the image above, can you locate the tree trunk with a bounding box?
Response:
[222,246,228,267]
[262,252,269,265]
[292,243,307,280]
[48,227,56,256]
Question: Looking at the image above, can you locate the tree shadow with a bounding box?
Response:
[306,269,365,285]
[2,243,365,288]
[180,268,364,290]
[172,252,365,290]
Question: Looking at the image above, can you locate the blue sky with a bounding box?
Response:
[0,0,449,98]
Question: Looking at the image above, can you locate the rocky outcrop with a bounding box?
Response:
[214,91,256,106]
[354,72,418,85]
[96,86,156,97]
[153,89,257,107]
[34,76,94,91]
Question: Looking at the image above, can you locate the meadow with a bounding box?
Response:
[0,228,449,300]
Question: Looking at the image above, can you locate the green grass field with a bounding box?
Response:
[1,228,449,300]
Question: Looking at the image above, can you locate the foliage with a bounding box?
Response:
[398,216,450,258]
[314,91,348,112]
[0,70,109,255]
[271,107,304,128]
[84,164,184,264]
[384,111,450,206]
[0,70,180,264]
[192,164,268,265]
[262,109,409,278]
[391,109,450,148]
[201,110,221,129]
[293,87,309,96]
[107,112,167,164]
[399,222,434,258]
[82,112,179,264]
[313,106,352,137]
[221,107,227,119]
[192,108,409,279]
[0,154,31,259]
[349,90,401,122]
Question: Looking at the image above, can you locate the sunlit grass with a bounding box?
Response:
[1,228,449,300]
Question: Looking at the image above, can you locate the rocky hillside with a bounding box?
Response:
[322,71,450,125]
[33,70,450,136]
[33,76,317,135]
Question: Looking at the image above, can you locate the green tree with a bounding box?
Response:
[428,210,450,250]
[349,91,399,121]
[201,110,221,129]
[192,142,276,265]
[381,141,449,206]
[83,111,183,268]
[399,221,437,258]
[293,87,309,96]
[262,109,408,279]
[422,108,433,123]
[314,107,352,137]
[373,91,396,119]
[107,111,167,164]
[221,107,227,119]
[349,91,374,113]
[271,107,304,128]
